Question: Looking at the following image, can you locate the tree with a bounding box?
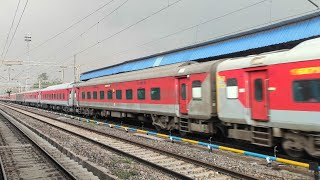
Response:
[37,73,48,81]
[32,73,62,89]
[6,90,12,97]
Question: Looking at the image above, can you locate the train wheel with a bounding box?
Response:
[282,139,305,158]
[179,131,188,137]
[284,148,305,158]
[154,125,162,133]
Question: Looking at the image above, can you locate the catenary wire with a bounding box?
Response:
[14,0,116,60]
[47,0,183,70]
[3,0,29,60]
[5,0,118,84]
[98,0,269,62]
[31,0,129,67]
[1,0,21,60]
[47,0,265,75]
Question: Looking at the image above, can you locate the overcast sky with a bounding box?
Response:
[0,0,318,92]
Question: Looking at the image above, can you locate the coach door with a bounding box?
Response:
[68,89,73,106]
[179,78,188,114]
[249,70,269,121]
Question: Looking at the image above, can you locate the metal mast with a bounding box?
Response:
[24,33,31,90]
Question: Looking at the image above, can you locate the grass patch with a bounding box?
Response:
[115,169,139,179]
[121,158,133,164]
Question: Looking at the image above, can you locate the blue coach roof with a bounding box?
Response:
[81,14,320,81]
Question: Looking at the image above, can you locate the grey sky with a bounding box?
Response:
[0,0,318,92]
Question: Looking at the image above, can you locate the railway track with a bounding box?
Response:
[0,109,100,180]
[2,103,258,180]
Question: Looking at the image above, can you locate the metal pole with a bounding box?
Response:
[62,68,65,83]
[73,54,76,83]
[24,34,31,91]
[8,66,11,81]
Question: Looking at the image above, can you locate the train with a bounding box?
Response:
[1,37,319,159]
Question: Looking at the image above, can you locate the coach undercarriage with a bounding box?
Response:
[226,123,320,158]
[77,106,219,135]
[282,131,320,158]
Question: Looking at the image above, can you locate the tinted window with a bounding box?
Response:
[192,80,202,100]
[82,92,85,99]
[107,90,113,99]
[181,84,186,100]
[87,92,91,99]
[126,89,133,100]
[116,90,122,99]
[100,91,104,99]
[93,91,97,99]
[151,88,160,100]
[227,78,237,86]
[293,79,320,103]
[137,88,145,100]
[254,79,263,101]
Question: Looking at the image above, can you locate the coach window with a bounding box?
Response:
[63,94,65,99]
[82,92,85,99]
[87,92,91,99]
[192,80,202,100]
[126,89,133,100]
[137,88,145,100]
[151,88,160,100]
[226,78,238,99]
[107,90,113,99]
[254,79,263,101]
[100,91,104,99]
[93,91,97,99]
[293,79,320,103]
[181,84,186,100]
[116,90,122,99]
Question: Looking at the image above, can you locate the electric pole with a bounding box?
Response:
[24,33,31,91]
[73,54,77,83]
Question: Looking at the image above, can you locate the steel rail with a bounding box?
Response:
[0,109,77,180]
[4,103,258,180]
[0,155,7,180]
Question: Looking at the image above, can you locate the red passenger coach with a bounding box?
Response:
[39,83,76,111]
[76,61,219,133]
[217,39,320,158]
[23,90,39,105]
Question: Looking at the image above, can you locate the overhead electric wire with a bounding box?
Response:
[1,0,21,60]
[53,0,265,70]
[3,0,29,59]
[33,0,183,77]
[32,0,129,66]
[14,0,116,60]
[8,0,117,82]
[99,0,269,61]
[49,0,183,69]
[34,0,267,81]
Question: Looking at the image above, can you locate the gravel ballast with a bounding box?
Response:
[4,104,316,180]
[2,106,175,180]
